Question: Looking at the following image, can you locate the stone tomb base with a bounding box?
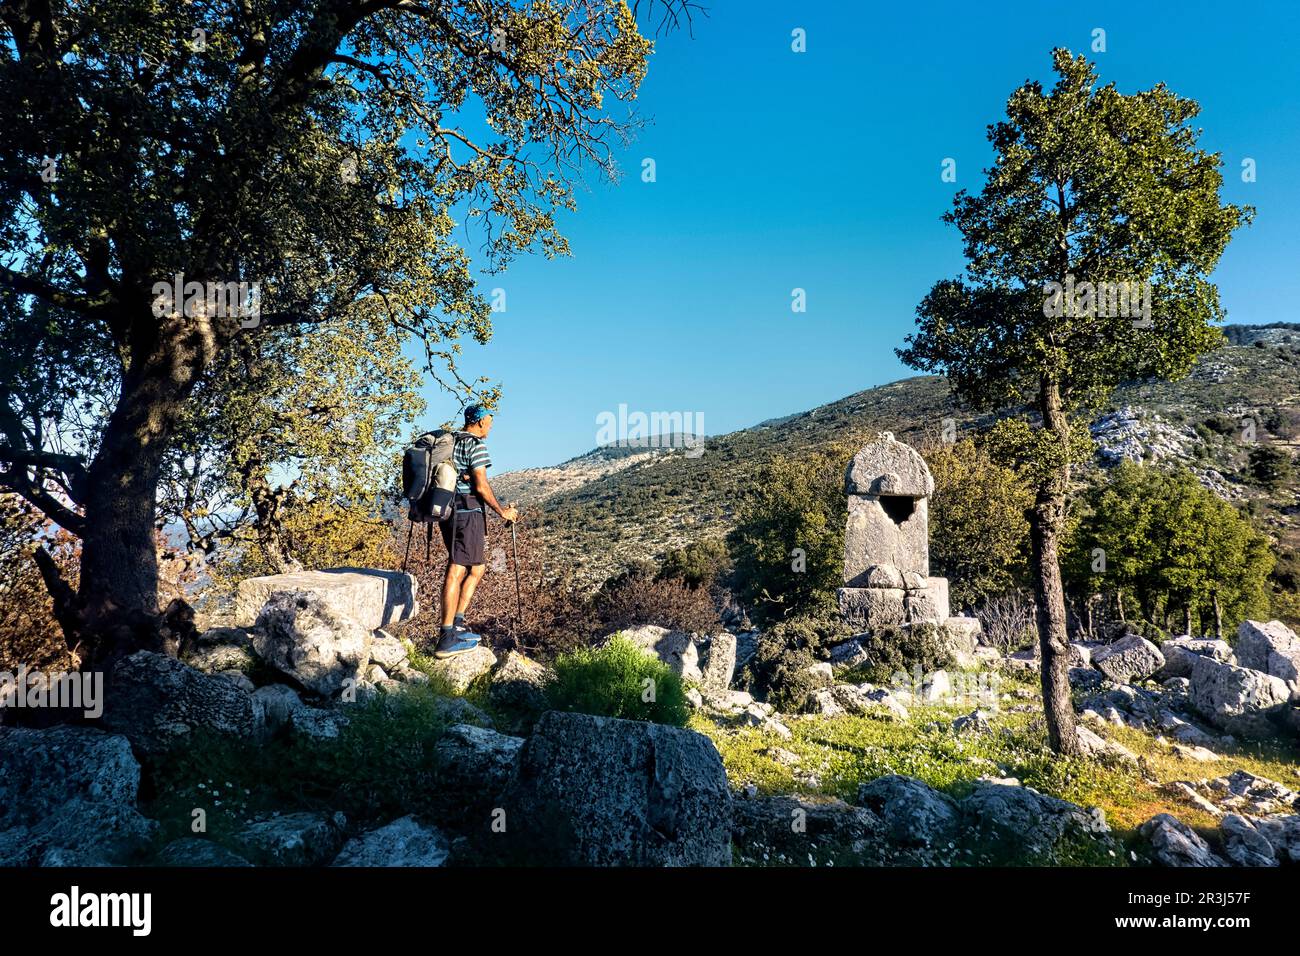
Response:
[837,576,950,629]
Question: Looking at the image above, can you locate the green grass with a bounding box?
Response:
[138,682,461,854]
[697,670,1300,858]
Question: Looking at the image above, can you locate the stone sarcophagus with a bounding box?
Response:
[837,432,951,630]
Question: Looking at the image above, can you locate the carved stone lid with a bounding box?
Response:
[844,431,934,497]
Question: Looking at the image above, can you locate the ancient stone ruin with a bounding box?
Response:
[836,432,966,634]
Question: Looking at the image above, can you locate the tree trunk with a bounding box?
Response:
[76,321,212,667]
[1116,588,1125,623]
[1183,604,1193,636]
[1212,590,1223,639]
[1031,377,1081,757]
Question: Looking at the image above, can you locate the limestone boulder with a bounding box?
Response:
[156,838,252,867]
[1219,814,1277,867]
[252,590,373,696]
[236,567,418,630]
[731,794,887,866]
[0,726,158,866]
[493,711,731,866]
[425,644,497,694]
[1091,633,1164,684]
[1190,656,1290,739]
[232,811,347,867]
[433,723,524,814]
[331,816,449,867]
[252,684,305,735]
[103,651,263,755]
[486,651,552,733]
[959,781,1112,860]
[368,632,410,671]
[1235,620,1300,698]
[698,633,737,695]
[615,625,703,684]
[856,775,959,847]
[1138,813,1225,867]
[1158,637,1234,680]
[183,626,258,674]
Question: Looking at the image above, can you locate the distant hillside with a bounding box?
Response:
[500,326,1300,586]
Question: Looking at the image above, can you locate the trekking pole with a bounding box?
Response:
[509,517,522,637]
[402,520,414,572]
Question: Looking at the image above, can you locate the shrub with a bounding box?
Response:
[727,443,855,626]
[544,635,691,726]
[924,439,1033,611]
[853,623,958,684]
[659,537,731,590]
[740,611,854,711]
[593,565,721,635]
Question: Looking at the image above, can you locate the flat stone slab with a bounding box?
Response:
[235,568,418,630]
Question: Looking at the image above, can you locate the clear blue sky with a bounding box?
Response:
[416,0,1300,473]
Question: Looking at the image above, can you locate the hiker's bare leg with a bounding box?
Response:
[456,563,486,616]
[442,563,468,627]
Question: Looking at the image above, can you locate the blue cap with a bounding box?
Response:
[464,403,489,425]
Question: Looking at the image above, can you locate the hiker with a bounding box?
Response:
[436,404,518,658]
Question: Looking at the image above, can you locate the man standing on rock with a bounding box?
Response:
[437,404,518,658]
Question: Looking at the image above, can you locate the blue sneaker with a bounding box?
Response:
[434,630,481,658]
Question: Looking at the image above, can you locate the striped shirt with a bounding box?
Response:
[453,433,491,495]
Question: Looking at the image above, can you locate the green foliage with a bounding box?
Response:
[141,684,458,845]
[659,537,731,590]
[1067,462,1274,634]
[545,636,691,727]
[1248,445,1294,491]
[924,439,1034,610]
[727,443,855,625]
[741,611,854,712]
[850,623,959,685]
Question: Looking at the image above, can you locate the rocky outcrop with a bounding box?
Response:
[1235,620,1300,698]
[236,567,418,630]
[731,795,887,866]
[1091,634,1164,684]
[616,625,703,684]
[486,651,551,733]
[103,651,263,754]
[183,626,259,674]
[425,644,497,694]
[433,723,524,821]
[252,590,374,696]
[1158,637,1234,680]
[959,781,1112,860]
[0,726,158,866]
[857,775,959,847]
[493,711,731,866]
[331,816,449,867]
[1138,813,1225,867]
[232,811,348,866]
[1189,656,1290,739]
[698,633,737,696]
[1219,813,1278,867]
[156,838,252,867]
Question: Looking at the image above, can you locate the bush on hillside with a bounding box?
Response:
[593,564,721,635]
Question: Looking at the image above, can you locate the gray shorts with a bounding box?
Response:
[441,495,487,567]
